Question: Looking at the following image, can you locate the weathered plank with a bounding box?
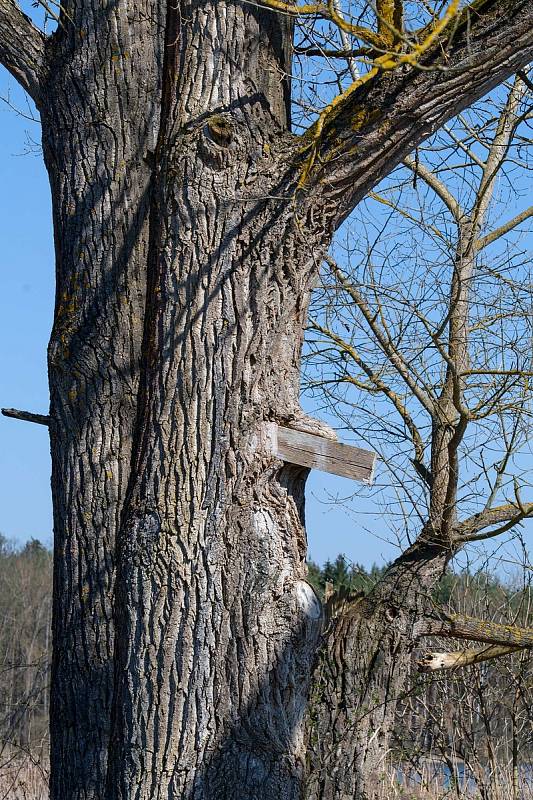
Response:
[271,424,376,484]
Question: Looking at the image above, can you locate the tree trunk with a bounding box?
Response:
[43,6,163,796]
[104,5,328,794]
[305,544,448,800]
[44,4,327,799]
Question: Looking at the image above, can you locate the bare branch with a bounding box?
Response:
[442,123,487,169]
[476,204,533,251]
[254,0,386,48]
[310,318,431,485]
[472,75,527,231]
[1,408,50,426]
[294,45,370,59]
[325,256,436,413]
[423,610,533,648]
[454,502,533,542]
[332,0,360,80]
[0,0,46,101]
[403,156,464,222]
[517,67,533,92]
[368,189,448,240]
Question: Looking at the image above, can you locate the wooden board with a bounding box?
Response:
[271,425,376,484]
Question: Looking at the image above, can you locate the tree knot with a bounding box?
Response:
[206,115,234,147]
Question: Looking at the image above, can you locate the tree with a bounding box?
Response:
[0,1,532,798]
[304,73,533,797]
[0,537,51,771]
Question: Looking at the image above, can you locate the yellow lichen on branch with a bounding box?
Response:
[255,0,461,187]
[296,0,460,187]
[325,0,386,48]
[255,0,386,48]
[376,0,399,46]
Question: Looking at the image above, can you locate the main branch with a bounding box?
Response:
[296,0,533,228]
[0,0,46,101]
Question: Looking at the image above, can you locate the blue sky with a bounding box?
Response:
[0,76,55,547]
[0,67,396,567]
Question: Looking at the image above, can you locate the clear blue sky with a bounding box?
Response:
[0,68,396,567]
[0,75,55,549]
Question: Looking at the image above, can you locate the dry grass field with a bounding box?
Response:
[0,760,531,800]
[0,759,49,800]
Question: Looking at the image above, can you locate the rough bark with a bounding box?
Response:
[41,5,164,796]
[0,0,45,100]
[105,6,325,797]
[305,543,448,800]
[0,1,532,799]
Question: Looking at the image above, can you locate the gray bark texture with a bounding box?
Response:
[0,0,532,798]
[304,543,448,800]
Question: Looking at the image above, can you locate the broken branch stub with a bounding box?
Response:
[1,407,50,426]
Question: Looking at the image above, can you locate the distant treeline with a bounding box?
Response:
[0,538,531,794]
[308,552,530,608]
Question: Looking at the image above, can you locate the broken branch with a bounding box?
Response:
[2,408,50,426]
[418,644,523,672]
